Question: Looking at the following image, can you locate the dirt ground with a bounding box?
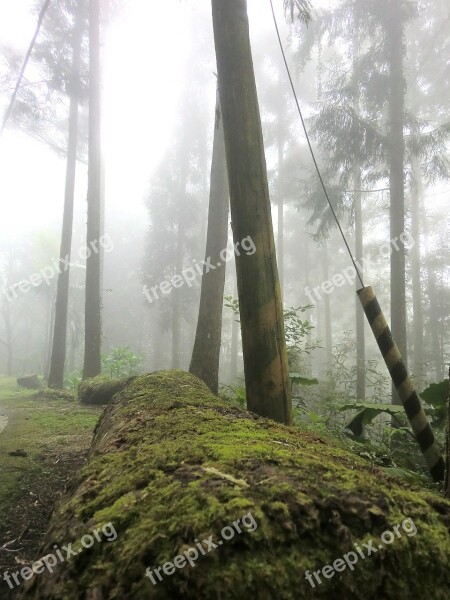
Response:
[0,379,100,599]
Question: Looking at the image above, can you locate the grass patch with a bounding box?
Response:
[0,376,101,525]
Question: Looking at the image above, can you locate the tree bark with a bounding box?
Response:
[212,0,291,424]
[277,113,285,293]
[172,151,189,370]
[387,1,407,405]
[422,210,442,380]
[229,278,239,384]
[83,0,102,379]
[48,10,82,388]
[354,169,365,399]
[322,241,333,378]
[189,94,229,394]
[411,158,424,388]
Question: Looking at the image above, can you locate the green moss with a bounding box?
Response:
[33,388,76,402]
[0,377,100,516]
[20,371,450,600]
[78,375,130,406]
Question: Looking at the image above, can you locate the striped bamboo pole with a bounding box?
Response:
[357,286,445,482]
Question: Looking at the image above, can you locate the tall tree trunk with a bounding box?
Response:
[354,169,365,399]
[411,157,424,388]
[446,367,450,498]
[1,300,13,376]
[322,241,333,378]
[229,279,239,384]
[422,207,441,380]
[190,94,229,394]
[48,11,82,388]
[387,2,407,405]
[303,228,313,376]
[171,234,182,369]
[352,18,365,399]
[83,0,102,379]
[212,0,291,424]
[172,152,189,370]
[44,294,56,380]
[277,113,285,293]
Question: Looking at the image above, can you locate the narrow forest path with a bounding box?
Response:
[0,379,102,599]
[0,415,8,434]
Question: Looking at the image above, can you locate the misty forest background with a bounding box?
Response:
[1,0,450,479]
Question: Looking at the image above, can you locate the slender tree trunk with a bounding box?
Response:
[44,294,56,380]
[446,367,450,497]
[411,158,424,388]
[172,244,182,369]
[229,279,239,384]
[354,170,365,399]
[303,228,313,376]
[352,18,365,400]
[48,11,82,388]
[1,302,13,376]
[277,115,284,293]
[190,94,229,394]
[172,152,189,369]
[387,2,407,405]
[322,241,333,378]
[422,208,441,380]
[212,0,291,424]
[83,0,102,379]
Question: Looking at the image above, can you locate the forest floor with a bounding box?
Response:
[0,378,101,599]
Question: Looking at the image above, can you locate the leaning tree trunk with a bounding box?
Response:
[211,0,291,424]
[48,10,82,388]
[189,93,229,394]
[387,0,407,406]
[83,0,102,379]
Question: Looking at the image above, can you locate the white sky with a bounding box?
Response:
[0,0,285,243]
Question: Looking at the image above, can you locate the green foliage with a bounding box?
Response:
[340,402,405,436]
[283,0,312,24]
[289,373,319,387]
[420,379,449,430]
[219,383,247,408]
[101,347,142,379]
[225,298,318,372]
[224,296,240,317]
[64,371,82,392]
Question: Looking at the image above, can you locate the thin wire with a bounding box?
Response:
[269,0,365,288]
[0,0,51,137]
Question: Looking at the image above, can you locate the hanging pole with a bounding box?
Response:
[358,286,445,482]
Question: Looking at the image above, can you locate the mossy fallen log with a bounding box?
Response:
[77,375,129,406]
[17,374,42,389]
[19,371,450,599]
